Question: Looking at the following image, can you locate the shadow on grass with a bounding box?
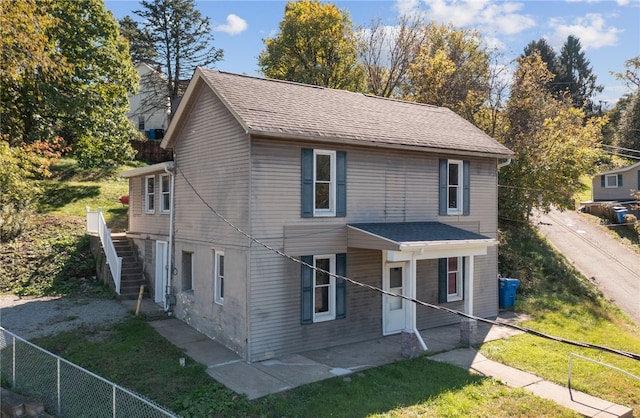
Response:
[37,183,100,213]
[105,207,129,233]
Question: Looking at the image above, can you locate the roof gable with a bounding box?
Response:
[162,68,512,158]
[597,161,640,176]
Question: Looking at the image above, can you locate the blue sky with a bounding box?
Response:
[105,0,640,106]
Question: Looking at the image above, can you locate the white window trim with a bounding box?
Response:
[160,174,171,214]
[605,174,618,188]
[313,150,336,217]
[145,175,155,214]
[447,256,463,302]
[313,254,336,322]
[214,250,224,305]
[447,160,463,215]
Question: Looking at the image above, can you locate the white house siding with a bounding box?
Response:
[247,138,500,361]
[169,86,251,358]
[127,170,171,237]
[592,168,640,201]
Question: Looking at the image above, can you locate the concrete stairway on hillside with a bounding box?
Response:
[111,235,147,300]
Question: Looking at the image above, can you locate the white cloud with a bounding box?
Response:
[546,13,622,50]
[395,0,536,36]
[213,14,248,36]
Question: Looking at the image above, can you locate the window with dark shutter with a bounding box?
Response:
[301,148,346,218]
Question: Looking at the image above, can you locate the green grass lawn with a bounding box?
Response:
[489,222,640,416]
[36,158,139,232]
[33,317,579,418]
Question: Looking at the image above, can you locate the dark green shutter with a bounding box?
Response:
[463,160,470,216]
[438,258,447,303]
[336,151,347,217]
[301,149,313,217]
[336,253,346,319]
[618,174,623,187]
[301,255,313,324]
[439,159,447,216]
[637,170,640,189]
[601,175,605,188]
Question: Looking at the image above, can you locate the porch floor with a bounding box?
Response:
[123,299,631,417]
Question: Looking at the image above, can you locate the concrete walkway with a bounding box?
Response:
[126,300,632,416]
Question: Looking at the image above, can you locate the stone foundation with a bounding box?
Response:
[401,330,421,359]
[460,318,477,345]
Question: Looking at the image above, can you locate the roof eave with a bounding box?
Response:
[398,238,498,251]
[249,130,514,160]
[120,161,175,178]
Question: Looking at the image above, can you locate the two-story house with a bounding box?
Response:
[120,68,513,362]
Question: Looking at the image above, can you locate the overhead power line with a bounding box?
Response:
[175,165,640,362]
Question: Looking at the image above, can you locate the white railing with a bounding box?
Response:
[86,207,122,294]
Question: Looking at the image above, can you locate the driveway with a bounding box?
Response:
[535,208,640,324]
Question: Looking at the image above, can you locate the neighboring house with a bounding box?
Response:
[127,62,169,141]
[592,161,640,202]
[120,68,513,362]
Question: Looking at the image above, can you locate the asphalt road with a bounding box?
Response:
[536,208,640,325]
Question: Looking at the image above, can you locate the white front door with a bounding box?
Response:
[383,262,407,335]
[155,241,168,304]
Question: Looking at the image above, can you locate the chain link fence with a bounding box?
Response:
[0,327,177,417]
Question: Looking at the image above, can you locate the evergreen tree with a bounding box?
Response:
[556,35,603,113]
[131,0,223,115]
[522,39,561,96]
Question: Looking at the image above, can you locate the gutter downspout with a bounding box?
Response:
[164,162,176,312]
[497,158,512,169]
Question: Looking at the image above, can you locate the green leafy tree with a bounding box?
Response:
[556,35,603,113]
[498,53,604,221]
[1,0,138,167]
[258,0,364,91]
[132,0,223,115]
[617,89,640,152]
[405,23,491,123]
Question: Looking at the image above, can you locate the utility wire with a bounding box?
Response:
[175,165,640,362]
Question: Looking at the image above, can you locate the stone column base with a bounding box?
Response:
[460,318,478,345]
[401,330,421,359]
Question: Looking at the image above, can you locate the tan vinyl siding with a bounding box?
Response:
[247,137,499,360]
[127,172,171,237]
[592,168,640,201]
[169,86,251,358]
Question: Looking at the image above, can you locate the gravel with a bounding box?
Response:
[0,295,131,340]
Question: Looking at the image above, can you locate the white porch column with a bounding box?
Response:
[464,255,475,315]
[401,255,427,358]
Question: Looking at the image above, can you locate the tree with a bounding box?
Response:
[405,23,491,123]
[556,35,603,113]
[118,15,157,65]
[359,14,425,98]
[258,0,364,91]
[0,0,66,145]
[132,0,223,115]
[612,56,640,90]
[617,89,640,152]
[521,39,561,96]
[498,53,604,221]
[1,0,138,167]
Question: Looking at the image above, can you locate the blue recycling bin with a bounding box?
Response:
[498,278,520,309]
[613,207,628,224]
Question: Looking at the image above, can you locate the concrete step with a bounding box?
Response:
[0,388,52,417]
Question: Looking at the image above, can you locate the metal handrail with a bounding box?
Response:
[568,352,640,401]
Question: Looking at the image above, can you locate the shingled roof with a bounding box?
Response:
[163,68,513,158]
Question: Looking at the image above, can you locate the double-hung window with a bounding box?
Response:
[301,253,346,324]
[214,251,224,304]
[604,174,620,188]
[314,151,336,216]
[439,159,470,216]
[301,148,346,218]
[447,160,463,214]
[145,175,155,214]
[160,174,171,213]
[439,257,464,303]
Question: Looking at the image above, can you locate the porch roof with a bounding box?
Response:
[347,222,496,253]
